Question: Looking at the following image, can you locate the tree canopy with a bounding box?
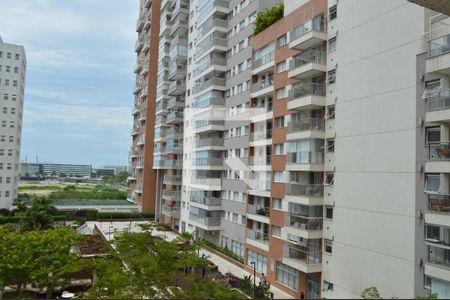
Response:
[253,3,284,36]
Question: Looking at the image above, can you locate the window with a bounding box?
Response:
[423,81,440,99]
[0,136,4,142]
[2,108,6,114]
[327,139,335,152]
[329,37,336,52]
[272,198,282,210]
[425,225,440,242]
[276,262,299,291]
[328,70,336,84]
[323,281,334,291]
[425,175,440,193]
[325,172,334,185]
[276,88,286,100]
[3,94,7,100]
[14,67,18,73]
[274,171,284,182]
[247,250,267,274]
[275,117,285,128]
[329,5,337,20]
[276,60,286,73]
[5,191,9,197]
[271,225,281,237]
[15,53,20,60]
[6,163,11,170]
[10,108,15,115]
[274,144,284,155]
[325,206,333,219]
[7,53,11,59]
[13,80,17,87]
[325,239,333,254]
[5,79,9,86]
[426,127,440,145]
[6,177,10,184]
[6,66,10,73]
[277,34,287,48]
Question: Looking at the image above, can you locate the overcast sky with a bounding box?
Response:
[0,0,139,167]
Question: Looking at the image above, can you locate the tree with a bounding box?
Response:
[253,3,284,36]
[361,287,382,299]
[0,227,79,298]
[20,196,58,231]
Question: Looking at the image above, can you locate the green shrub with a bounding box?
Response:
[86,210,98,221]
[201,240,244,264]
[0,216,22,224]
[253,3,284,36]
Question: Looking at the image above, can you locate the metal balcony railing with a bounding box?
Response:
[163,175,182,184]
[251,77,274,93]
[285,183,323,198]
[190,195,222,206]
[247,204,270,217]
[250,129,272,141]
[427,245,450,269]
[248,155,272,166]
[287,118,324,133]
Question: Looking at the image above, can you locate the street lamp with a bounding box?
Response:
[250,261,256,299]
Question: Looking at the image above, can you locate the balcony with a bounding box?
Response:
[193,157,223,168]
[134,63,143,74]
[162,190,181,201]
[136,16,145,32]
[193,77,226,95]
[288,50,326,79]
[154,159,182,169]
[194,119,225,133]
[130,127,140,136]
[162,204,180,218]
[427,194,450,214]
[247,205,270,224]
[168,80,186,96]
[171,18,189,36]
[155,100,168,115]
[197,35,227,57]
[140,66,149,76]
[144,0,152,8]
[138,110,147,122]
[189,213,221,229]
[194,138,224,148]
[426,143,450,173]
[246,229,269,251]
[137,135,145,146]
[190,194,222,207]
[168,63,187,80]
[249,128,272,142]
[193,55,227,77]
[425,89,450,123]
[287,118,324,140]
[252,52,275,75]
[165,127,183,139]
[140,86,148,98]
[248,180,271,198]
[142,41,150,52]
[172,0,189,19]
[192,96,225,109]
[144,15,151,30]
[285,183,323,202]
[289,16,326,50]
[285,214,322,239]
[427,245,450,271]
[155,116,167,127]
[128,148,139,158]
[167,111,184,124]
[163,175,182,185]
[248,155,271,166]
[426,34,450,75]
[197,16,228,41]
[135,39,144,52]
[190,177,222,189]
[160,19,172,36]
[251,77,274,98]
[286,151,324,172]
[283,244,322,273]
[287,83,326,110]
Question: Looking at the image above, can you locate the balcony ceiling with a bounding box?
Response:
[408,0,450,15]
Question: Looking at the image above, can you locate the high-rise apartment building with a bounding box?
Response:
[0,37,26,209]
[129,0,450,298]
[128,0,160,212]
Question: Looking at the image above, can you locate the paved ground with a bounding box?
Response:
[87,221,294,299]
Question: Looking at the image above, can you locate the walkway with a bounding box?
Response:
[87,221,294,299]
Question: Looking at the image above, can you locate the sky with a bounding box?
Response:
[0,0,139,167]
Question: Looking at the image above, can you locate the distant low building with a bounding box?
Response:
[93,168,115,177]
[102,165,129,174]
[19,162,92,178]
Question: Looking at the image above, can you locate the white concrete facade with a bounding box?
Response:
[0,39,26,209]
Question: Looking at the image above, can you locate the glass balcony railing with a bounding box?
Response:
[285,214,322,230]
[287,118,324,133]
[286,151,324,164]
[290,50,325,70]
[193,55,227,76]
[193,77,226,94]
[427,142,450,160]
[195,119,224,129]
[426,89,450,112]
[251,77,274,93]
[190,194,222,206]
[246,229,269,244]
[163,175,182,184]
[247,204,270,217]
[428,194,450,213]
[290,15,325,41]
[283,245,321,265]
[253,52,275,69]
[194,138,224,148]
[248,155,272,166]
[427,245,450,269]
[289,83,326,100]
[429,34,450,58]
[193,157,223,166]
[189,213,221,226]
[162,204,180,215]
[285,183,323,198]
[249,129,272,141]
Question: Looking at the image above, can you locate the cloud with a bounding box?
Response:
[0,0,140,166]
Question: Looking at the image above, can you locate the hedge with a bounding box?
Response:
[97,212,155,219]
[0,216,22,224]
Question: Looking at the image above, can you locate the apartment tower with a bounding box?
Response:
[154,0,190,231]
[128,0,160,212]
[0,37,26,209]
